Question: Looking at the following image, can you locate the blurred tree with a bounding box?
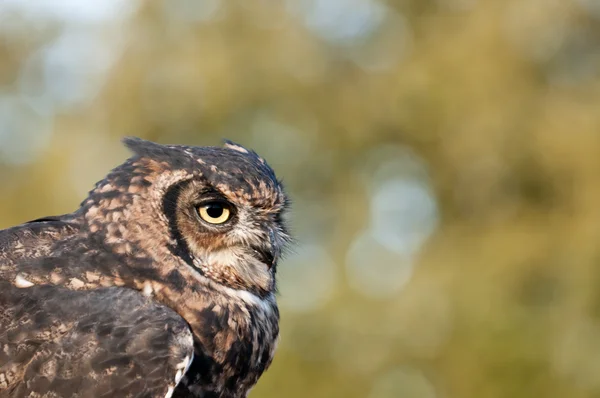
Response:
[0,0,600,397]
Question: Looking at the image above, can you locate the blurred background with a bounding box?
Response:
[0,0,600,397]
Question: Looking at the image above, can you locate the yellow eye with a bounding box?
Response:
[198,202,231,224]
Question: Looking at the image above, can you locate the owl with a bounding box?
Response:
[0,138,291,398]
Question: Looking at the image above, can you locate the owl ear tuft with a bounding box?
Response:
[122,137,191,168]
[223,140,250,154]
[123,137,167,157]
[223,140,267,165]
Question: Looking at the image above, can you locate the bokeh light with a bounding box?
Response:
[1,1,600,397]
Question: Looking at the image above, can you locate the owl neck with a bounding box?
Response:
[151,275,280,397]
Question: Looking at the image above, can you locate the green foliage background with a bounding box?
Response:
[1,1,600,397]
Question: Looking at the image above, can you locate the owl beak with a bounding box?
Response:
[249,229,280,268]
[250,245,276,268]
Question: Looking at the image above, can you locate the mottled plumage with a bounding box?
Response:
[0,138,291,398]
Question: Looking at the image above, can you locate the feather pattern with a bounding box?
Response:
[0,138,290,397]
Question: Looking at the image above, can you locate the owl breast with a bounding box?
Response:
[173,289,280,398]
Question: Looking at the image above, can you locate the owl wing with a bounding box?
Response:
[0,282,194,398]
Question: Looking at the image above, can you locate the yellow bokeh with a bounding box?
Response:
[1,0,599,397]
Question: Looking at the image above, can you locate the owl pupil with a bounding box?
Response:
[206,205,223,218]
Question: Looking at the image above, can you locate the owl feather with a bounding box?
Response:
[0,138,291,398]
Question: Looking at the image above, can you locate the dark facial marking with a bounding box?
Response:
[162,179,196,268]
[166,269,186,292]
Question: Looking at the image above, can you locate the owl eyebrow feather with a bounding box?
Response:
[195,187,229,202]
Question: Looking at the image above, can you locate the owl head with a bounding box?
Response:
[81,137,291,297]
